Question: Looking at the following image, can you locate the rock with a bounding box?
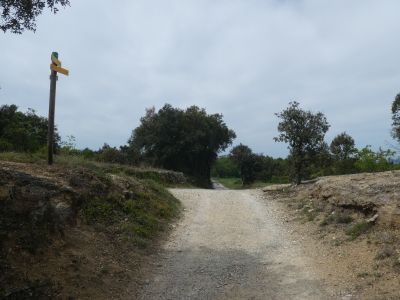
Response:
[367,214,379,223]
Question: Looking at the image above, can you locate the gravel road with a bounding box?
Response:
[138,189,332,300]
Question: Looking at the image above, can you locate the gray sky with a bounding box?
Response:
[1,0,400,157]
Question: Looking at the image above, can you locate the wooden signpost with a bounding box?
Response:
[48,52,69,165]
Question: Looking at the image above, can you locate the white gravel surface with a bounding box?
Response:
[138,189,332,300]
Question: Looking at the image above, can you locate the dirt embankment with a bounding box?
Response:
[0,161,182,299]
[263,171,400,299]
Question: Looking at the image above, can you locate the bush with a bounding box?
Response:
[346,221,372,240]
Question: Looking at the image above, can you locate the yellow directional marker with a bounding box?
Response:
[51,54,61,67]
[50,64,69,76]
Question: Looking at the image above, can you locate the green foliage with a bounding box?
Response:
[330,132,357,161]
[1,0,70,33]
[391,93,400,142]
[129,104,236,186]
[214,177,272,189]
[83,197,115,224]
[211,156,239,178]
[229,144,260,185]
[212,153,289,185]
[83,178,180,248]
[274,102,330,184]
[308,142,334,177]
[354,146,396,173]
[346,221,372,240]
[0,105,60,153]
[329,132,357,174]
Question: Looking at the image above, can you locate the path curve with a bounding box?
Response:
[138,189,332,299]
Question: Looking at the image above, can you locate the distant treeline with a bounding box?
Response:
[2,96,400,187]
[211,142,398,186]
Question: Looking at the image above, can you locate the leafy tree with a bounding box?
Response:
[354,146,396,173]
[391,93,400,142]
[330,132,356,161]
[274,101,330,184]
[94,143,139,165]
[309,142,334,177]
[330,132,356,174]
[1,0,70,33]
[211,156,240,178]
[0,104,60,152]
[229,144,260,185]
[129,104,235,186]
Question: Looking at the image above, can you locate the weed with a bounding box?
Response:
[346,221,372,240]
[320,214,335,226]
[335,212,353,224]
[375,245,395,260]
[83,197,116,224]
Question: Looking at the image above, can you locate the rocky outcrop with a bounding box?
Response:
[264,171,400,228]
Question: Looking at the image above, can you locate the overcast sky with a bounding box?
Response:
[1,0,400,157]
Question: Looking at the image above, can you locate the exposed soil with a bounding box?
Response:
[0,161,181,299]
[261,172,400,300]
[139,177,400,299]
[2,162,399,299]
[139,189,340,299]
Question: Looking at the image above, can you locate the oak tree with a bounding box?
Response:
[274,101,330,184]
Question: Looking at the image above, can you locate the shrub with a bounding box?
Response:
[346,221,372,240]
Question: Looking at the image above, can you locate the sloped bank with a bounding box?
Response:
[0,161,182,299]
[263,171,400,229]
[263,171,400,299]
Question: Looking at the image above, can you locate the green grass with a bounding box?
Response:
[0,151,182,248]
[75,176,181,248]
[83,179,180,248]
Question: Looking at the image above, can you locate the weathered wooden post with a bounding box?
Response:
[47,52,69,165]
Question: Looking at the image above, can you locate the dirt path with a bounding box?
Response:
[138,189,336,299]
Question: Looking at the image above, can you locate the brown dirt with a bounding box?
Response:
[262,171,400,300]
[0,161,178,299]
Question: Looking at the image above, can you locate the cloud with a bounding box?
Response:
[1,0,399,157]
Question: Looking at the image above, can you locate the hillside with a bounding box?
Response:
[0,161,185,299]
[262,171,400,299]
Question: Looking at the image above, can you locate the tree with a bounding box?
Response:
[229,144,259,185]
[330,132,356,174]
[274,101,330,184]
[309,142,334,177]
[0,104,60,152]
[354,146,395,173]
[1,0,70,34]
[330,132,356,161]
[211,156,240,178]
[391,93,400,142]
[129,104,236,186]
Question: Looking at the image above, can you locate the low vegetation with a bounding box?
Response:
[0,159,182,298]
[345,221,372,240]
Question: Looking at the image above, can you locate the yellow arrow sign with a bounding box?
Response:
[50,64,69,76]
[51,54,61,67]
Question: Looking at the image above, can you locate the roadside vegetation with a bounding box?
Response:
[213,97,400,188]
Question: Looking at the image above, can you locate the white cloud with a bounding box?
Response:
[1,0,400,156]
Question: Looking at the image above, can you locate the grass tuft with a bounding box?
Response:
[346,221,372,240]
